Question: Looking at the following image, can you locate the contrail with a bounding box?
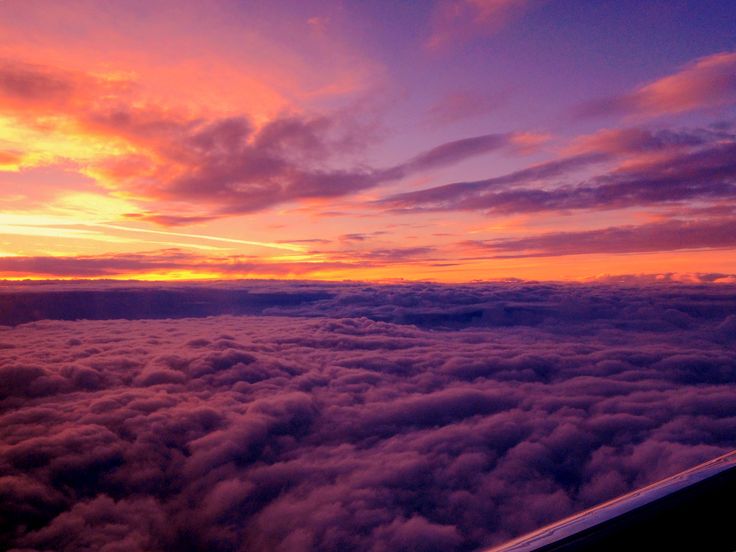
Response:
[89,223,307,252]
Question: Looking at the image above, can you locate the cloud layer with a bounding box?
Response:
[378,127,736,215]
[1,281,735,551]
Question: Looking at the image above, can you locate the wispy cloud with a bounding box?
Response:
[378,127,736,215]
[426,89,509,125]
[0,249,348,278]
[576,51,736,119]
[426,0,533,49]
[467,217,736,258]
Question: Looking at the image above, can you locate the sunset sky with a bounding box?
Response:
[1,0,736,281]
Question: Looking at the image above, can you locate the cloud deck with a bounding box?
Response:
[1,281,735,551]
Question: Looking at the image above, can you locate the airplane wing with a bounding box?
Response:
[486,449,736,551]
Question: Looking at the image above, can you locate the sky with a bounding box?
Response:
[1,0,736,282]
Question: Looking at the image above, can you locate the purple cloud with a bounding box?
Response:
[378,132,736,215]
[401,133,514,172]
[0,249,358,279]
[0,58,532,221]
[1,281,735,550]
[378,153,608,211]
[0,60,75,102]
[165,128,522,216]
[469,217,736,258]
[426,89,509,126]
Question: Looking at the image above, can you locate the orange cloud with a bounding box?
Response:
[0,150,23,170]
[3,244,736,284]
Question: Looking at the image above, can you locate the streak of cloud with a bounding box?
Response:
[576,51,736,119]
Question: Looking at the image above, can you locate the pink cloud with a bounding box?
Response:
[426,89,509,125]
[426,0,532,49]
[578,51,736,118]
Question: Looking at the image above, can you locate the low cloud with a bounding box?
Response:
[1,281,735,550]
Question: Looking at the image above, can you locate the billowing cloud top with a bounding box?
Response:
[1,280,735,550]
